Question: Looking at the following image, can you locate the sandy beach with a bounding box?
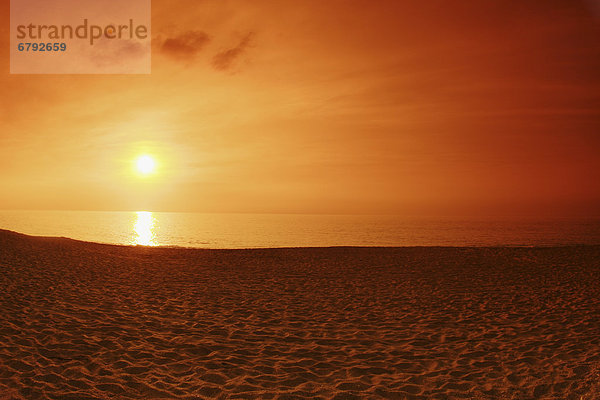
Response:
[0,229,599,399]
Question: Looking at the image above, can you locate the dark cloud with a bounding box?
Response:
[211,33,254,71]
[159,30,210,60]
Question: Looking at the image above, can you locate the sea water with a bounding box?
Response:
[0,210,599,248]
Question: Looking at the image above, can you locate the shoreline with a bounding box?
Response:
[2,228,599,251]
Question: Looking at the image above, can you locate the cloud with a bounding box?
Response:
[89,39,148,68]
[159,30,210,60]
[211,32,254,71]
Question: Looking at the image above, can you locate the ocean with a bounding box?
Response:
[0,210,599,248]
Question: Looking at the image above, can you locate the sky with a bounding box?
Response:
[1,0,599,216]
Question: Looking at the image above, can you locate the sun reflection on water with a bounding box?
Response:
[133,211,157,246]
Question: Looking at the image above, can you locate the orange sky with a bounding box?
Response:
[1,0,599,215]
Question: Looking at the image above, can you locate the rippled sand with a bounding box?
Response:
[0,229,599,399]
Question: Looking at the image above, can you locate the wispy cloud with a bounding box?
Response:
[211,32,254,71]
[159,30,211,60]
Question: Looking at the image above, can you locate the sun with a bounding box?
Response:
[135,155,156,175]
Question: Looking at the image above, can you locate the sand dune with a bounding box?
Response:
[0,229,599,399]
